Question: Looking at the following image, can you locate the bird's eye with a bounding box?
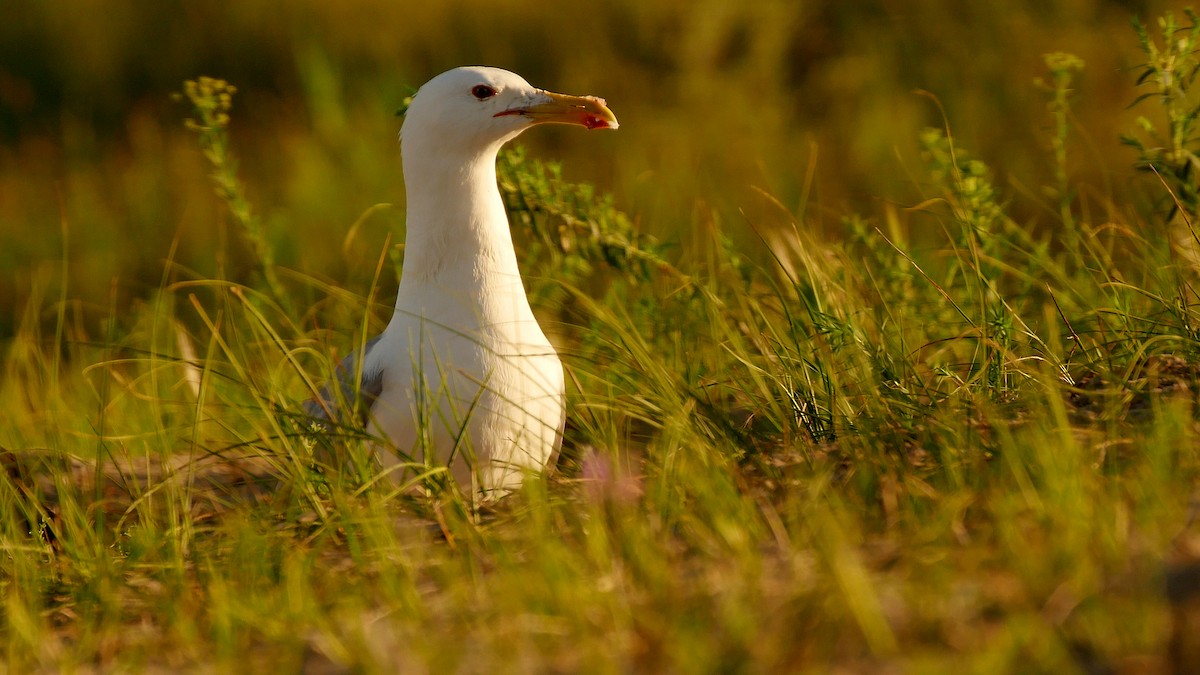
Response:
[471,84,497,100]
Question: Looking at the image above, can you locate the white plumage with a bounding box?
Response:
[306,66,618,494]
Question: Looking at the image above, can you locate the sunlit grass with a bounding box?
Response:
[4,5,1200,673]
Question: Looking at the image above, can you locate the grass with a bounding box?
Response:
[4,5,1200,674]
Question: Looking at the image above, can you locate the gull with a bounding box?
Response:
[305,66,618,494]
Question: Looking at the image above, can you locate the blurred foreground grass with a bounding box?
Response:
[3,1,1200,672]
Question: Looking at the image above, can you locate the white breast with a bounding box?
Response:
[366,277,565,494]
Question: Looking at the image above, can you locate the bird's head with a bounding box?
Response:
[401,66,618,157]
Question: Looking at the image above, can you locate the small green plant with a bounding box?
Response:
[1123,9,1200,223]
[498,146,668,284]
[919,128,1013,394]
[176,77,291,313]
[1040,52,1086,257]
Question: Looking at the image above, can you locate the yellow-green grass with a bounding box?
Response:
[3,2,1200,672]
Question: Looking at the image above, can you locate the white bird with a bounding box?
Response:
[305,66,618,494]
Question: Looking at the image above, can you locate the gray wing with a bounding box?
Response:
[303,335,385,428]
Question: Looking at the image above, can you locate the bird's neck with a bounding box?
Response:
[394,144,530,314]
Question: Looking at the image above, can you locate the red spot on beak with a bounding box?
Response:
[583,115,609,130]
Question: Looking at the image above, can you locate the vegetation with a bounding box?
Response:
[3,1,1200,672]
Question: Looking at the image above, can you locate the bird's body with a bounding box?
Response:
[306,67,617,493]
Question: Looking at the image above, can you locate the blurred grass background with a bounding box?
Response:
[0,0,1176,340]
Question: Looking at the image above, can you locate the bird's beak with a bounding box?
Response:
[496,91,619,130]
